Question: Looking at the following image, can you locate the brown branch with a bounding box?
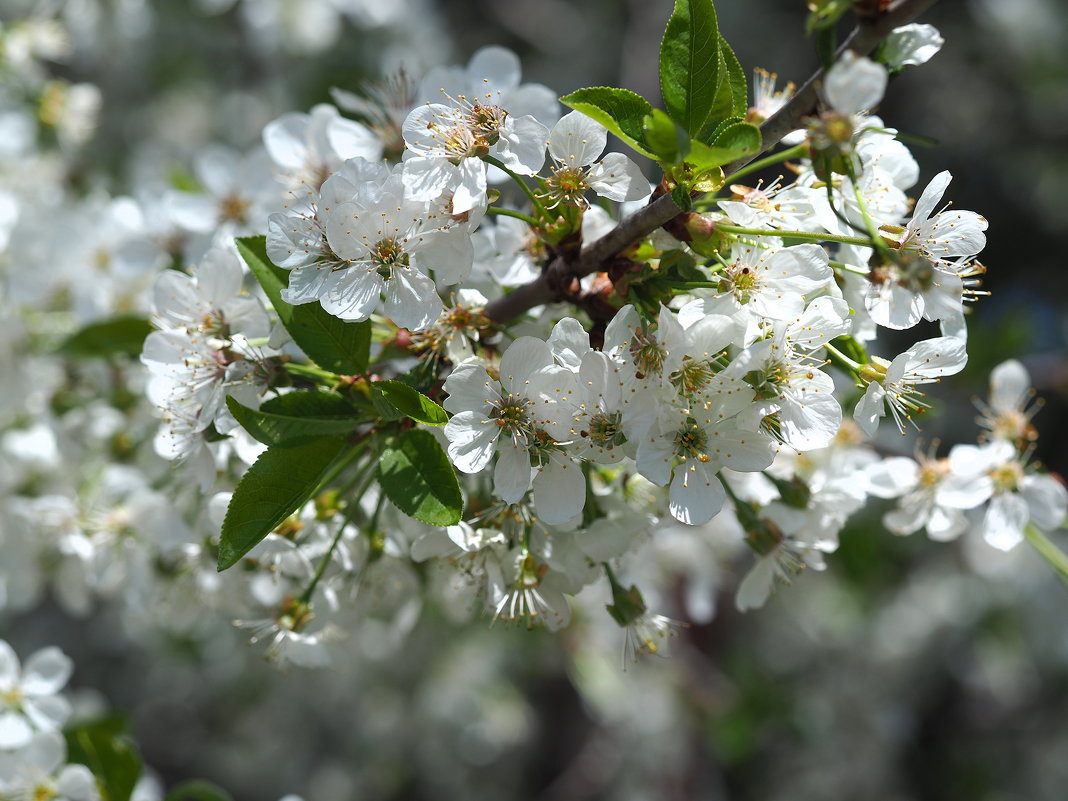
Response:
[482,0,939,325]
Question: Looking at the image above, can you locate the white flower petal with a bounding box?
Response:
[493,441,532,503]
[824,52,887,114]
[533,458,585,525]
[547,111,606,167]
[668,462,725,526]
[21,647,72,696]
[587,152,650,202]
[983,492,1029,551]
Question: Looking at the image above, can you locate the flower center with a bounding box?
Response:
[370,237,407,277]
[582,411,626,449]
[493,399,530,435]
[671,358,715,395]
[219,192,250,223]
[545,165,589,206]
[722,264,759,304]
[464,101,507,145]
[990,461,1023,492]
[672,419,710,462]
[629,327,666,378]
[919,459,949,488]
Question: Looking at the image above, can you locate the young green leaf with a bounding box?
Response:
[372,380,449,426]
[559,87,657,159]
[226,393,363,447]
[218,436,348,570]
[57,316,154,359]
[65,718,142,801]
[235,236,370,375]
[712,35,748,122]
[642,109,691,164]
[377,429,463,526]
[659,0,721,135]
[686,121,762,169]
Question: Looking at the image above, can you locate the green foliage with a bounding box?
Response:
[57,316,153,359]
[226,392,364,447]
[711,35,748,123]
[65,717,141,801]
[687,122,762,170]
[164,782,236,801]
[371,380,449,426]
[559,87,657,160]
[643,108,691,164]
[377,429,463,526]
[236,236,371,375]
[218,436,349,570]
[659,0,721,136]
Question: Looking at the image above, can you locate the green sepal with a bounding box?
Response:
[670,184,694,212]
[765,473,812,509]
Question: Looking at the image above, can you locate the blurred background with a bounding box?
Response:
[2,0,1068,799]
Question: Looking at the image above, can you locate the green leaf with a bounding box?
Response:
[226,392,362,447]
[659,0,721,135]
[377,429,463,526]
[698,115,745,147]
[218,436,348,570]
[165,781,236,801]
[65,718,141,801]
[57,316,154,359]
[713,35,748,122]
[236,236,370,375]
[686,122,762,169]
[559,87,657,159]
[372,380,449,426]
[642,109,690,164]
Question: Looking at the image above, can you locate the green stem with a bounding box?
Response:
[823,342,863,372]
[1025,523,1068,589]
[283,361,342,384]
[487,206,540,227]
[849,173,894,259]
[299,455,377,603]
[309,441,369,506]
[716,223,874,247]
[724,143,809,184]
[482,155,548,220]
[829,259,869,276]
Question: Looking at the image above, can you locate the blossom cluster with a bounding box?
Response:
[1,0,1065,678]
